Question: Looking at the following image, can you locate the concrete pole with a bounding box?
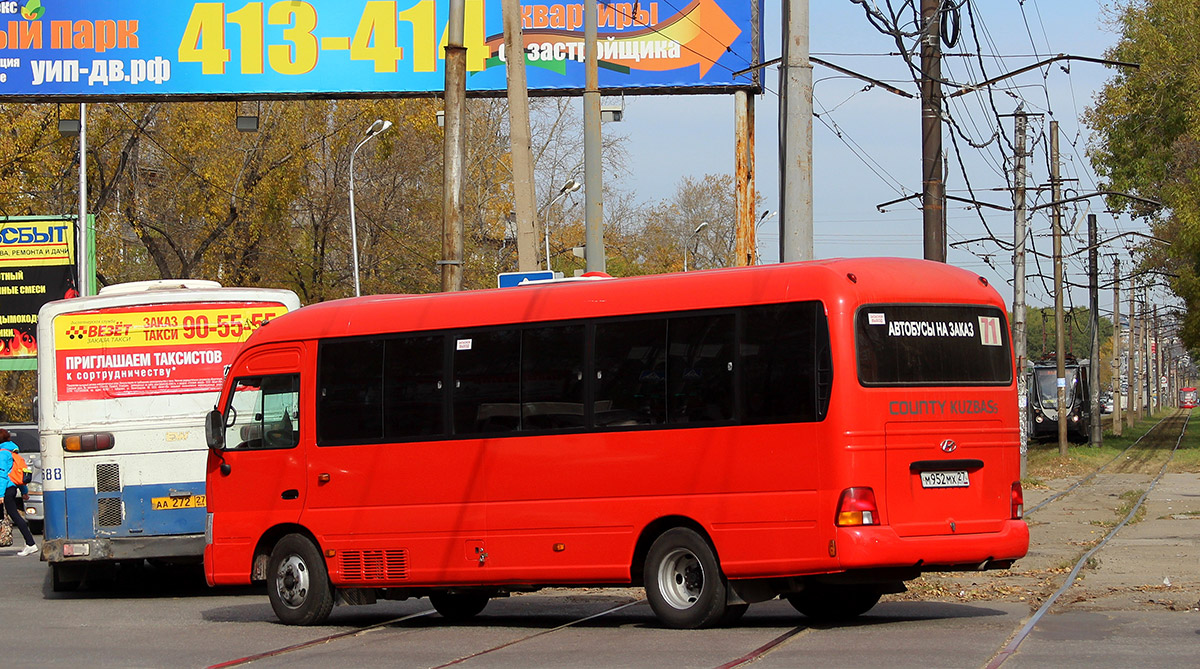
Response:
[1051,122,1067,454]
[779,0,813,262]
[78,103,89,296]
[920,0,945,262]
[1128,286,1138,427]
[440,0,467,292]
[734,90,756,267]
[1112,258,1122,436]
[1012,112,1029,475]
[583,0,605,273]
[1012,112,1032,474]
[1154,305,1161,412]
[502,0,538,272]
[1088,214,1101,446]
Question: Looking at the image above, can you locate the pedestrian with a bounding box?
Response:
[0,429,38,556]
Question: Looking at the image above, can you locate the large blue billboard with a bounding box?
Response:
[0,0,761,99]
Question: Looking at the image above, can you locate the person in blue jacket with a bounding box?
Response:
[0,429,37,556]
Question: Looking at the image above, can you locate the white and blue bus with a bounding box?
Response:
[37,280,299,589]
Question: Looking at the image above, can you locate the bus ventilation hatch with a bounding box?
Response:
[341,549,409,581]
[96,464,121,493]
[97,498,123,527]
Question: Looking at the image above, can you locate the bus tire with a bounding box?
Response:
[644,527,730,629]
[429,591,490,622]
[267,534,334,626]
[786,583,881,621]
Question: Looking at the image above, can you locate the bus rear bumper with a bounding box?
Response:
[835,520,1029,571]
[42,535,206,563]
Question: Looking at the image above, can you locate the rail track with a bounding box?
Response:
[204,411,1193,669]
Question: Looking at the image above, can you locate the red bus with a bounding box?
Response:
[1181,388,1197,409]
[203,258,1028,628]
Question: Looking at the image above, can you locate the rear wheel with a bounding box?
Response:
[267,534,334,625]
[429,591,490,622]
[644,528,731,629]
[787,583,881,621]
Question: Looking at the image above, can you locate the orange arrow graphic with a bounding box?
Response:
[484,0,741,79]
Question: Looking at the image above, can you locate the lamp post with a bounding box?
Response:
[545,179,581,271]
[684,222,709,272]
[349,119,392,297]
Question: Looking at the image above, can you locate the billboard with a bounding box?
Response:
[0,0,761,99]
[0,216,78,362]
[52,300,289,400]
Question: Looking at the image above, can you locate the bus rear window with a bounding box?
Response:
[856,304,1012,386]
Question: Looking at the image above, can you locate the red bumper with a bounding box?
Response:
[836,520,1029,569]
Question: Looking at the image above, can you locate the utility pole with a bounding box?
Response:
[1012,111,1029,474]
[1088,214,1101,446]
[779,0,813,261]
[920,0,945,262]
[1154,305,1161,412]
[1051,121,1068,455]
[440,0,467,292]
[583,0,605,273]
[501,0,538,272]
[1128,286,1138,427]
[1112,258,1122,436]
[735,90,756,267]
[78,103,89,296]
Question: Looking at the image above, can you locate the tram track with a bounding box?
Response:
[206,413,1192,668]
[982,409,1192,668]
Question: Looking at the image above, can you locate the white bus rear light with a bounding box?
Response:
[1011,482,1024,520]
[836,487,879,527]
[63,432,116,452]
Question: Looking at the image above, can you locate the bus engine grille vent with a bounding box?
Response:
[97,498,123,527]
[96,464,121,493]
[340,549,409,581]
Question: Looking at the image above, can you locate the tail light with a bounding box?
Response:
[1011,481,1024,519]
[63,433,116,452]
[836,487,879,526]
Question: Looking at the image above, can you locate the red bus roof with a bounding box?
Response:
[250,258,1003,345]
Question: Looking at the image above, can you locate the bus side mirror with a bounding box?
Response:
[205,409,225,450]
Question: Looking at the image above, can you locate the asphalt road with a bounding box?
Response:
[0,539,1196,669]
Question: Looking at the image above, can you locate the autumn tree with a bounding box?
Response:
[1085,0,1200,352]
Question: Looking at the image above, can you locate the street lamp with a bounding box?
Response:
[684,222,709,272]
[545,179,581,271]
[349,119,392,297]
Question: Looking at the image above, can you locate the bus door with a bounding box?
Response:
[212,348,306,547]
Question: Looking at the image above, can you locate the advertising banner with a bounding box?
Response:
[53,301,288,400]
[0,216,77,360]
[0,0,760,99]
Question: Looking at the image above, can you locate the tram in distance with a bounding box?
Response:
[38,280,300,590]
[1028,355,1091,442]
[1180,388,1197,409]
[203,258,1029,629]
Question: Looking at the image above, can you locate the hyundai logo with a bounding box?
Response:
[940,439,958,453]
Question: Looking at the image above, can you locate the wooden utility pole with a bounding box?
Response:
[734,90,756,266]
[920,0,945,262]
[440,0,467,292]
[1112,258,1122,436]
[1088,214,1101,446]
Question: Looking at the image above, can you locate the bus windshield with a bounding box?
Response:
[856,304,1012,386]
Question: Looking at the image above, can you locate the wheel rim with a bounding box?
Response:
[275,554,310,609]
[657,547,704,609]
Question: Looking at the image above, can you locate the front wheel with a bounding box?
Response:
[787,583,881,621]
[267,534,335,625]
[644,527,731,629]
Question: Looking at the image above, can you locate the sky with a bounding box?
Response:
[610,0,1164,319]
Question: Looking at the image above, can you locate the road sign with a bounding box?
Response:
[497,271,556,288]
